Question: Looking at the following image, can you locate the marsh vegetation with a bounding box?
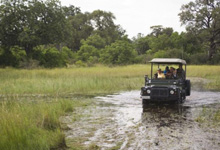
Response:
[0,65,220,149]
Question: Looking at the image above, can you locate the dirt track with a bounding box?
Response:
[63,90,220,150]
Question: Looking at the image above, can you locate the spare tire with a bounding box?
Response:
[185,80,191,96]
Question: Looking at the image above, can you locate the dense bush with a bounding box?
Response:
[43,48,67,68]
[77,44,99,62]
[32,46,76,68]
[0,46,27,67]
[100,40,137,65]
[189,53,208,64]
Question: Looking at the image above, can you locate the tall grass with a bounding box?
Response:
[0,65,148,95]
[0,99,90,150]
[0,65,219,96]
[187,65,220,90]
[0,64,219,150]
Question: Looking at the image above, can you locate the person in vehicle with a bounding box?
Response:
[165,67,173,79]
[177,64,185,79]
[163,66,169,75]
[157,68,165,79]
[173,68,177,79]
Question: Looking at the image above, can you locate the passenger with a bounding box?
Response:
[177,64,185,79]
[163,66,170,75]
[166,67,174,79]
[173,68,177,79]
[157,68,165,79]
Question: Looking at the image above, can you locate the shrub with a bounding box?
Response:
[189,53,208,64]
[0,46,27,67]
[77,44,99,62]
[75,60,87,67]
[100,40,137,65]
[44,48,67,68]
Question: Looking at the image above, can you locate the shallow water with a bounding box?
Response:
[64,90,220,150]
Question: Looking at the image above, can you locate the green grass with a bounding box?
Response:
[187,65,220,90]
[0,65,219,96]
[0,64,220,150]
[0,99,91,150]
[196,107,220,127]
[0,65,148,95]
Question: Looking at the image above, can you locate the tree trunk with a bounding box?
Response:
[208,38,216,61]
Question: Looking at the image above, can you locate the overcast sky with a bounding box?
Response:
[61,0,192,38]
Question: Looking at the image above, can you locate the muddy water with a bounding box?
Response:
[63,90,220,150]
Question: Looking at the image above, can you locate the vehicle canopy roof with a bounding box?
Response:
[149,58,186,65]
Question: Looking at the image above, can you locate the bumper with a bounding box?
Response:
[141,95,179,101]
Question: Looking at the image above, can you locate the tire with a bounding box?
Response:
[142,99,150,105]
[185,80,191,96]
[177,94,185,104]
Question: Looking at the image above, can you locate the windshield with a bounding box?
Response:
[151,63,186,80]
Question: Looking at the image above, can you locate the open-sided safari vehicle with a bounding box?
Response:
[141,58,191,104]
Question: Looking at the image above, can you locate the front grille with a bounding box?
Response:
[151,88,169,98]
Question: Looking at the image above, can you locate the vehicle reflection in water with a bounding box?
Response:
[142,103,191,128]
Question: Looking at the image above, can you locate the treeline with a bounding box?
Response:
[0,0,219,68]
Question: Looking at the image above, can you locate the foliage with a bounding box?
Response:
[179,0,220,60]
[77,44,99,62]
[100,40,137,65]
[0,0,220,67]
[0,0,67,56]
[0,46,27,67]
[44,48,67,68]
[133,33,150,55]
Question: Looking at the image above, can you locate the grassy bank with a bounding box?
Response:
[0,65,219,96]
[0,98,91,150]
[196,107,220,127]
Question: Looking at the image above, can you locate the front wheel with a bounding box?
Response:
[178,94,186,104]
[142,99,150,105]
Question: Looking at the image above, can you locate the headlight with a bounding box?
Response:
[170,90,174,95]
[147,89,151,94]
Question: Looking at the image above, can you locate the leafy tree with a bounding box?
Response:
[100,40,137,65]
[89,10,125,45]
[66,12,93,51]
[62,5,81,17]
[150,26,173,37]
[133,33,150,55]
[0,46,26,67]
[77,44,99,62]
[0,0,67,56]
[81,34,106,49]
[44,47,67,68]
[179,0,220,60]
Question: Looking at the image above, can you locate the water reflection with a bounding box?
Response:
[142,103,191,128]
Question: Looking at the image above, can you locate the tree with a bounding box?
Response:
[81,34,106,49]
[150,25,173,37]
[133,33,150,55]
[100,40,137,65]
[89,10,125,45]
[0,0,67,56]
[179,0,220,60]
[66,12,93,51]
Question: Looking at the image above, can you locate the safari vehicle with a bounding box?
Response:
[141,58,191,104]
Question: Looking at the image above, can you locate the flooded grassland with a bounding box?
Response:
[63,81,220,150]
